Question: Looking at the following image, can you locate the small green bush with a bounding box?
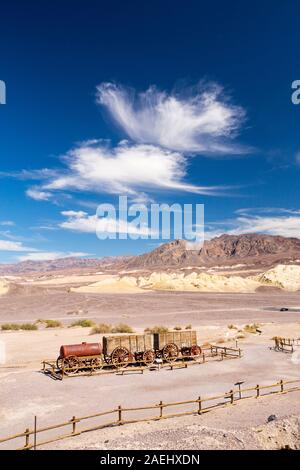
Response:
[20,323,38,331]
[111,323,134,334]
[174,326,182,331]
[45,320,62,328]
[244,323,260,334]
[70,319,96,328]
[90,323,112,335]
[144,325,169,334]
[185,324,192,330]
[1,323,20,331]
[1,323,38,331]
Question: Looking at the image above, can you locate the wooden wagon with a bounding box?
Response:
[56,330,202,374]
[153,330,201,362]
[103,334,155,367]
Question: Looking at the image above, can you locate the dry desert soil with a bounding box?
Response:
[0,273,300,450]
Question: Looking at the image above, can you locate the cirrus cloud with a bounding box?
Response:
[26,188,52,201]
[37,140,222,197]
[206,208,300,239]
[0,239,38,252]
[60,209,155,237]
[97,82,248,154]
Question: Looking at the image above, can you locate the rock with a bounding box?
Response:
[267,414,277,422]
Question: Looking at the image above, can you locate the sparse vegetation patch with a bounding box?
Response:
[70,319,96,328]
[144,325,169,334]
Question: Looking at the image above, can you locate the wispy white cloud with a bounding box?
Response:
[26,188,52,201]
[235,207,300,216]
[60,209,155,237]
[0,240,38,252]
[0,168,57,180]
[206,208,300,239]
[5,82,247,204]
[17,251,89,262]
[38,140,221,197]
[0,220,15,226]
[97,82,247,154]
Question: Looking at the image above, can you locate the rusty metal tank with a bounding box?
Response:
[59,342,102,358]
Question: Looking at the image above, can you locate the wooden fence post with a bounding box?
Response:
[71,416,76,434]
[256,384,260,398]
[202,353,205,363]
[24,428,30,449]
[230,389,234,404]
[118,405,123,424]
[159,401,163,418]
[280,380,284,393]
[197,396,202,415]
[34,416,37,450]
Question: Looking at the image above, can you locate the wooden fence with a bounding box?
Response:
[0,378,299,450]
[273,337,300,353]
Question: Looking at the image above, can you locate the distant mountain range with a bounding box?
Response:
[124,234,300,269]
[1,234,300,274]
[0,255,130,274]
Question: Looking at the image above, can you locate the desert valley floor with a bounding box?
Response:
[1,278,300,449]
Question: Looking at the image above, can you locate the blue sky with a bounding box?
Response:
[0,0,300,262]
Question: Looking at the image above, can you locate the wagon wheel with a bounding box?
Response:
[56,356,63,370]
[142,349,155,366]
[111,347,130,368]
[162,343,179,362]
[190,344,202,357]
[62,356,80,375]
[104,355,112,365]
[181,347,190,358]
[90,357,104,371]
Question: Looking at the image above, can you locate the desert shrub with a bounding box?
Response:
[36,319,62,328]
[20,323,38,330]
[185,324,192,330]
[228,324,238,330]
[111,323,134,334]
[90,323,112,335]
[144,325,169,334]
[45,320,62,328]
[1,323,21,331]
[244,323,260,334]
[236,333,246,339]
[2,323,38,331]
[174,326,182,331]
[70,319,95,328]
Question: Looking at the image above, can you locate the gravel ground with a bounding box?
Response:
[48,393,300,450]
[1,288,300,450]
[1,287,300,326]
[1,337,300,450]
